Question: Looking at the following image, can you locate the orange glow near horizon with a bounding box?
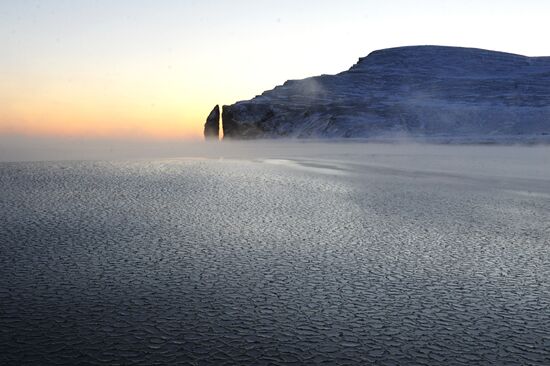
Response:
[0,113,205,140]
[0,45,230,141]
[0,105,205,140]
[0,75,213,140]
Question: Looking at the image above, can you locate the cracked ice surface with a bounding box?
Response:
[0,144,549,365]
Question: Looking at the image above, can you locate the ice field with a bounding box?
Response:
[1,143,549,364]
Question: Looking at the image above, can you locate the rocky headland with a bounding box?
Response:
[207,46,550,141]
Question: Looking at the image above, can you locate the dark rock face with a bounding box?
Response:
[222,104,274,139]
[221,46,550,140]
[204,105,220,139]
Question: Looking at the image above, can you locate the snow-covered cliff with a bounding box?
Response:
[220,46,550,141]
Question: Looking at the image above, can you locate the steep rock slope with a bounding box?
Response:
[221,46,550,140]
[204,105,220,139]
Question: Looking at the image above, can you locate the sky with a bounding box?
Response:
[1,0,550,140]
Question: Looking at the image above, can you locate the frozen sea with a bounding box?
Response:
[1,142,549,365]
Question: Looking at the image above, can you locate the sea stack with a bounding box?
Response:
[204,105,220,140]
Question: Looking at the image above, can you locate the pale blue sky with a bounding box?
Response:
[2,0,549,138]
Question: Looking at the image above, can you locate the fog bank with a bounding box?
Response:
[1,135,549,181]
